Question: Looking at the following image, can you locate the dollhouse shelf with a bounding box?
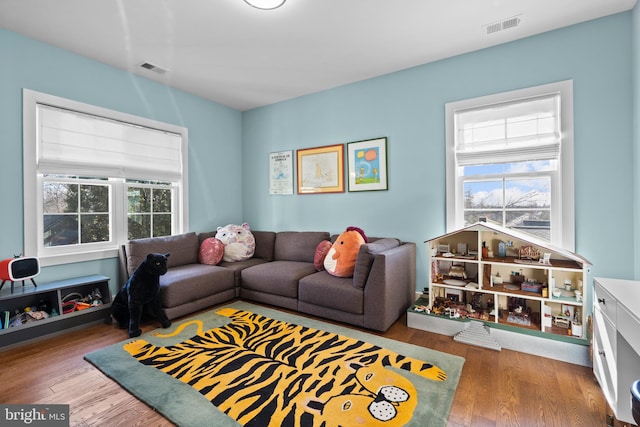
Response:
[408,222,591,365]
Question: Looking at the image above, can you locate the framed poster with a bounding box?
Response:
[296,144,344,194]
[269,150,293,195]
[347,137,388,192]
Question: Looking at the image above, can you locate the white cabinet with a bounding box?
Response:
[593,277,640,424]
[424,222,590,340]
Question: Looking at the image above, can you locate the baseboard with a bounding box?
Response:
[407,309,591,367]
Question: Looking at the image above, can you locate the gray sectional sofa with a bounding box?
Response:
[118,230,416,332]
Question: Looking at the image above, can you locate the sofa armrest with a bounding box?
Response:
[118,244,129,291]
[363,242,416,331]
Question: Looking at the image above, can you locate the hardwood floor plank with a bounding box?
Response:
[67,382,153,426]
[468,348,499,416]
[48,369,110,396]
[465,415,497,427]
[0,306,609,427]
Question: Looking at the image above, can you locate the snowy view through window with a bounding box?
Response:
[462,160,553,241]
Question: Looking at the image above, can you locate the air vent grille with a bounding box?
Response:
[139,62,167,74]
[502,17,520,30]
[485,15,521,35]
[486,22,502,34]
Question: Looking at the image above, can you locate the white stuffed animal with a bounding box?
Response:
[215,223,256,262]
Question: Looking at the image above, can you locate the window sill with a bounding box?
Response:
[38,248,119,267]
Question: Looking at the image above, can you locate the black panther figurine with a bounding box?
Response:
[112,253,172,338]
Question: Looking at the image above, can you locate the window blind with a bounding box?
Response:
[454,93,560,166]
[37,104,183,181]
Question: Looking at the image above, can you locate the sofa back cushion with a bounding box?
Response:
[197,230,216,244]
[252,231,276,262]
[274,231,330,263]
[127,232,198,275]
[352,238,401,289]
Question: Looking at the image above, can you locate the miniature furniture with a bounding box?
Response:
[408,222,591,365]
[423,222,590,337]
[592,277,640,425]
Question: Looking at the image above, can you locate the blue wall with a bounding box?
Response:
[0,11,636,296]
[0,29,243,290]
[242,13,635,289]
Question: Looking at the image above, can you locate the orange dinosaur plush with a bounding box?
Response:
[324,227,368,277]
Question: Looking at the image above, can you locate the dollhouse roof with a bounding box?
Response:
[425,222,591,266]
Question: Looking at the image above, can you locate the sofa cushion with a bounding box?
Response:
[197,230,216,244]
[298,271,364,315]
[352,238,401,289]
[159,264,234,308]
[219,258,268,287]
[241,261,317,298]
[274,231,330,262]
[127,232,198,275]
[252,231,276,261]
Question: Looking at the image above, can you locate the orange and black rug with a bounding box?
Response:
[86,301,464,427]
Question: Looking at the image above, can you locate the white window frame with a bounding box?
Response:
[445,80,574,250]
[125,180,180,240]
[23,89,189,266]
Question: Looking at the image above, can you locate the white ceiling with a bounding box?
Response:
[0,0,636,111]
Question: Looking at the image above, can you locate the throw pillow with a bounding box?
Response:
[198,237,225,265]
[313,240,332,271]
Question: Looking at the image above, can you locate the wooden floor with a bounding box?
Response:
[0,304,609,427]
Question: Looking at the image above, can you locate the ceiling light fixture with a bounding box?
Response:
[243,0,286,10]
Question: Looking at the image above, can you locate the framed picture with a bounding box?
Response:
[446,293,460,302]
[269,150,293,195]
[296,144,344,194]
[347,137,388,192]
[561,304,575,320]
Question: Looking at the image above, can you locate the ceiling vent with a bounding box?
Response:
[485,15,521,35]
[139,61,168,74]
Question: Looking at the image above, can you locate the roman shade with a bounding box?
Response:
[37,104,183,181]
[454,93,560,166]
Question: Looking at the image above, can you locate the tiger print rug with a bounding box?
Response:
[85,301,464,427]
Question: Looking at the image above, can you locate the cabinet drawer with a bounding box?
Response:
[593,335,616,405]
[593,309,617,404]
[594,281,616,325]
[594,307,617,361]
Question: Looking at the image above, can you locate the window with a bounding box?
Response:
[127,181,175,240]
[43,176,111,247]
[445,81,574,250]
[23,90,188,266]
